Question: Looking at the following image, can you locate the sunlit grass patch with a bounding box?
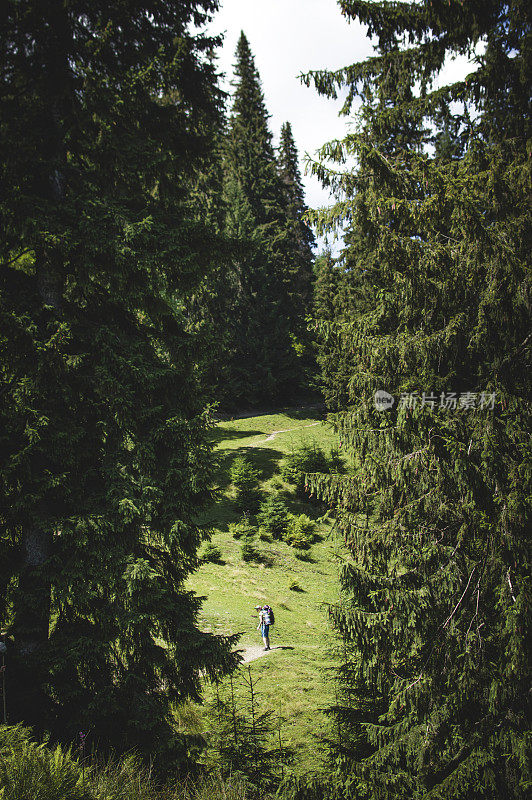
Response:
[188,409,346,778]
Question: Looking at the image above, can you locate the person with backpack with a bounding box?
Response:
[255,604,274,651]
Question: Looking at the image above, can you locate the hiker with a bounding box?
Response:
[255,604,274,651]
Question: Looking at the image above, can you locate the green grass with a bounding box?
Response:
[188,410,345,778]
[0,724,255,800]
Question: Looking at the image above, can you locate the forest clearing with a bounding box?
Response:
[189,411,344,777]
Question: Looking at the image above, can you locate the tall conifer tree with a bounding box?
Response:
[0,0,238,766]
[220,33,306,405]
[287,1,531,797]
[225,33,282,228]
[312,248,352,409]
[313,249,338,323]
[278,121,316,318]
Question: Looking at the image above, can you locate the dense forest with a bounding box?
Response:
[0,1,530,799]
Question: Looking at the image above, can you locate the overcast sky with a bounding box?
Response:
[206,0,478,249]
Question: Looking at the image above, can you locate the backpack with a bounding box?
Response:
[263,606,274,626]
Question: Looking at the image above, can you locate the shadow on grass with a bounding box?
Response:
[197,495,236,530]
[281,494,327,520]
[295,553,316,564]
[214,445,285,489]
[250,552,274,568]
[210,425,264,445]
[282,407,325,422]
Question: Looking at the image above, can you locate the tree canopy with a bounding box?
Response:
[0,0,238,768]
[287,1,531,797]
[209,32,315,407]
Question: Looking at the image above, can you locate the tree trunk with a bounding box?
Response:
[9,526,53,727]
[12,527,52,656]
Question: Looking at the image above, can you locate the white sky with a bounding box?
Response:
[206,0,480,249]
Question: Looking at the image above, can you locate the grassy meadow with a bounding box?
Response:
[187,408,346,777]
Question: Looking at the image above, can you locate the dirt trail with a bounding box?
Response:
[236,644,294,664]
[238,645,269,663]
[251,422,320,447]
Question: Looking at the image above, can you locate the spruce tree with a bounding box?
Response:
[225,33,282,228]
[289,1,531,797]
[313,249,338,324]
[312,248,349,410]
[220,33,306,406]
[206,669,289,795]
[0,0,238,768]
[278,121,316,319]
[179,49,236,404]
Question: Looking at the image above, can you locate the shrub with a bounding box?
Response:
[201,542,223,564]
[258,527,273,542]
[241,541,258,562]
[328,446,345,474]
[0,725,87,800]
[257,496,290,539]
[229,517,257,540]
[285,513,316,549]
[280,444,331,495]
[281,444,346,498]
[230,456,262,514]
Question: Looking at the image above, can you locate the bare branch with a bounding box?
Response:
[506,568,517,603]
[443,566,476,629]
